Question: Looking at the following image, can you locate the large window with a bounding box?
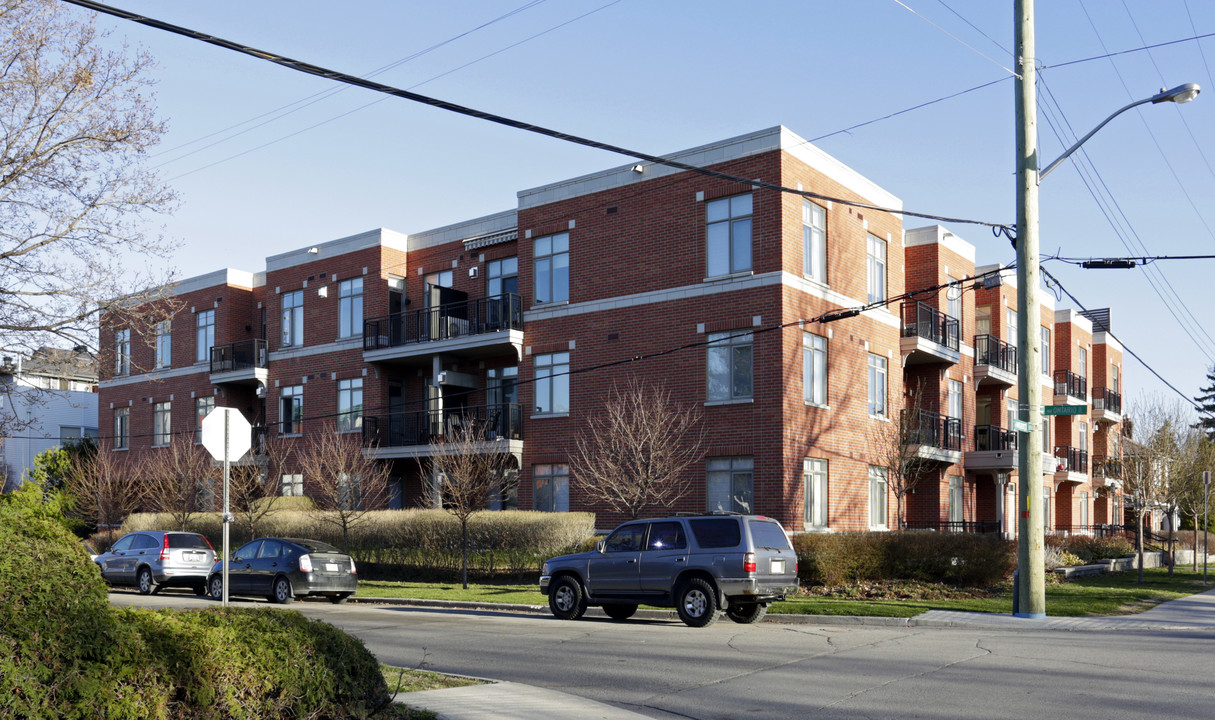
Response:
[706,193,753,277]
[1042,486,1051,530]
[868,466,888,529]
[946,276,961,321]
[1006,308,1018,348]
[706,456,754,513]
[803,333,827,406]
[338,278,363,338]
[1111,363,1120,393]
[707,331,753,402]
[337,378,363,432]
[948,475,964,524]
[281,474,304,497]
[1040,326,1051,375]
[804,458,828,529]
[196,310,215,363]
[1078,346,1088,380]
[113,407,129,450]
[866,233,886,303]
[1078,420,1088,453]
[153,401,171,447]
[281,290,304,347]
[280,385,303,435]
[114,328,131,376]
[533,464,569,512]
[867,353,887,418]
[948,379,963,419]
[488,257,518,296]
[534,233,569,304]
[802,200,826,282]
[195,396,214,443]
[534,352,569,415]
[154,321,171,369]
[1080,490,1089,528]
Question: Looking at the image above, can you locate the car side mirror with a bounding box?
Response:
[596,540,606,553]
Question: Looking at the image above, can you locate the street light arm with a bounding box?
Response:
[1038,97,1151,182]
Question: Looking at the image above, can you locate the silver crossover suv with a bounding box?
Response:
[94,531,216,595]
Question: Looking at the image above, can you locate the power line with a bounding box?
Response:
[62,0,1012,234]
[1044,29,1215,70]
[889,0,1018,76]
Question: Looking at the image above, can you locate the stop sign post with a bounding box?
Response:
[201,407,253,607]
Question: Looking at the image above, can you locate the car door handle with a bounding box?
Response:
[627,559,637,563]
[675,558,686,563]
[244,564,252,569]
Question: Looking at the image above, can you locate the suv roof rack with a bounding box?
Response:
[673,511,743,517]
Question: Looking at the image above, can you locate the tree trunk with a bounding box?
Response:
[461,520,469,590]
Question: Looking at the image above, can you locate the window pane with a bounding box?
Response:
[706,346,730,401]
[731,218,752,272]
[706,223,729,277]
[535,235,551,257]
[553,252,569,303]
[535,257,551,303]
[731,345,753,398]
[730,194,752,216]
[706,197,729,223]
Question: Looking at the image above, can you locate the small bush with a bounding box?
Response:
[794,531,1014,588]
[1045,534,1133,563]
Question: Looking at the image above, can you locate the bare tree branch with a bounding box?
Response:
[869,378,936,529]
[296,423,389,552]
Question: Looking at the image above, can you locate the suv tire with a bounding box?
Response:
[675,577,719,627]
[602,603,638,621]
[726,601,768,624]
[137,566,157,595]
[548,576,587,620]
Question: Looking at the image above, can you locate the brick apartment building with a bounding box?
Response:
[98,126,1125,534]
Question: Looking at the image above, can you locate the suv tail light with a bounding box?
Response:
[350,558,357,575]
[743,552,756,574]
[159,535,170,562]
[298,554,313,573]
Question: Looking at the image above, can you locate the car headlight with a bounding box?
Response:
[541,562,549,576]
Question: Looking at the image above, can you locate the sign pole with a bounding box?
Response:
[1204,470,1209,586]
[222,413,230,607]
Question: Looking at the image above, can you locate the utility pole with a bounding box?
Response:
[1014,0,1046,618]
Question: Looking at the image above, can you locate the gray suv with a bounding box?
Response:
[540,513,798,627]
[94,531,216,595]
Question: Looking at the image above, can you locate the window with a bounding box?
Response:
[1006,308,1017,348]
[533,464,569,512]
[1006,397,1018,429]
[949,475,964,524]
[534,232,569,304]
[1042,415,1051,452]
[153,401,171,447]
[281,473,304,497]
[1080,491,1089,528]
[866,233,886,303]
[196,310,215,363]
[707,331,753,402]
[946,276,961,321]
[975,306,992,336]
[1078,346,1088,379]
[195,396,214,443]
[647,521,687,550]
[115,328,131,376]
[868,466,888,529]
[533,352,569,415]
[337,473,362,510]
[281,290,303,347]
[867,353,888,418]
[948,379,963,419]
[1111,363,1120,393]
[338,278,363,338]
[1040,326,1051,375]
[154,321,171,369]
[113,407,129,449]
[1078,421,1088,453]
[706,456,753,513]
[488,257,518,296]
[603,524,646,553]
[802,200,826,282]
[280,385,303,435]
[488,469,519,511]
[337,378,363,432]
[1042,486,1051,530]
[59,426,97,443]
[706,193,753,277]
[804,458,828,529]
[803,333,827,406]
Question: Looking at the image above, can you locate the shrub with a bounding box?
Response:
[1045,534,1133,563]
[794,531,1015,588]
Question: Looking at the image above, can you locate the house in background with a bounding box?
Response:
[0,347,98,491]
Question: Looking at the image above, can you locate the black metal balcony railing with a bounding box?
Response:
[1053,369,1088,401]
[905,409,963,452]
[210,339,268,374]
[363,403,523,448]
[902,520,1000,534]
[1092,454,1122,479]
[901,301,960,351]
[363,294,523,351]
[251,424,267,455]
[973,424,1018,452]
[1092,386,1122,415]
[973,334,1017,374]
[1053,445,1089,474]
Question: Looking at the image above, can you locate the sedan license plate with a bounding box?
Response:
[770,559,785,574]
[325,563,340,572]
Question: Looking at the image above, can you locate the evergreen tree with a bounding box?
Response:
[1195,364,1215,441]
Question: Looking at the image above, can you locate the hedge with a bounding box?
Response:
[794,531,1015,587]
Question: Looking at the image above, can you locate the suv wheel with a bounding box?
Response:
[137,567,157,596]
[726,602,768,624]
[676,578,719,628]
[602,603,638,621]
[548,576,587,620]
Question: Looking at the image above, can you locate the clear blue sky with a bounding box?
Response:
[84,0,1215,412]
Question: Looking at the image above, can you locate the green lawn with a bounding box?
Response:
[356,568,1212,618]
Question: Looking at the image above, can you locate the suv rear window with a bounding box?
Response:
[166,533,210,549]
[747,520,791,550]
[689,518,742,548]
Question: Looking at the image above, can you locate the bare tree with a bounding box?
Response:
[141,434,219,530]
[296,424,389,552]
[66,440,146,544]
[429,420,518,589]
[1124,398,1187,581]
[228,436,292,542]
[569,378,703,521]
[0,1,178,365]
[870,380,936,529]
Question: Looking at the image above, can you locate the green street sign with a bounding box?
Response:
[1043,405,1087,416]
[1013,419,1033,433]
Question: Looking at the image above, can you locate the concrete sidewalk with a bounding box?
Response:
[395,682,652,720]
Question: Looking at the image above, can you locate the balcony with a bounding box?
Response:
[1052,445,1089,483]
[362,403,523,459]
[1053,370,1088,406]
[363,294,524,366]
[209,339,268,386]
[964,425,1018,471]
[973,334,1017,387]
[1092,386,1122,424]
[904,409,963,464]
[900,302,960,366]
[1092,455,1122,486]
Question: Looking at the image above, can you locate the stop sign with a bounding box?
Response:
[201,407,253,462]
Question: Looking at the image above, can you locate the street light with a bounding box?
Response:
[1014,1,1200,619]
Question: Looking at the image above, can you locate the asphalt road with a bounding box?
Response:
[111,590,1215,719]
